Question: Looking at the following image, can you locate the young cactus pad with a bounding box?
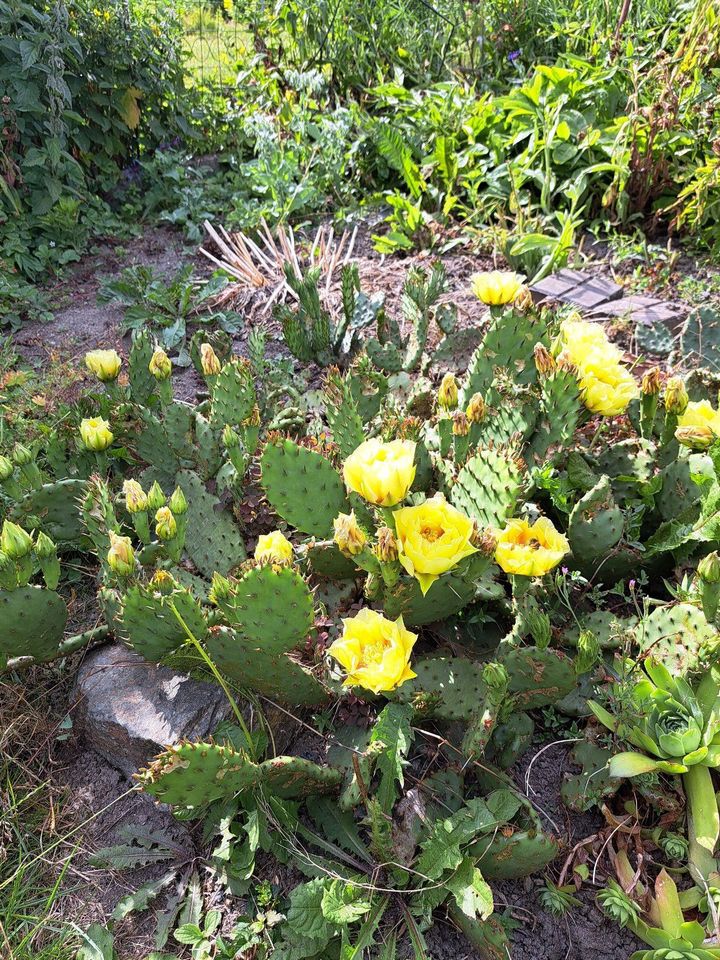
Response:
[12,478,88,544]
[451,448,523,528]
[636,603,719,676]
[209,358,257,428]
[260,437,349,538]
[120,582,207,662]
[177,470,247,577]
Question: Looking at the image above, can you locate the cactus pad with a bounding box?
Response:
[12,479,87,544]
[636,603,719,676]
[260,437,348,538]
[451,448,523,528]
[567,476,623,566]
[0,586,68,666]
[527,367,582,463]
[121,582,207,661]
[461,309,543,404]
[176,470,246,577]
[383,555,495,627]
[138,741,261,807]
[501,646,576,708]
[394,657,487,720]
[656,454,714,521]
[259,756,342,798]
[210,358,257,428]
[306,543,357,580]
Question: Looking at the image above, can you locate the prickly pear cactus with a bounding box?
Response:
[0,585,68,667]
[210,358,257,429]
[128,331,157,405]
[501,646,576,709]
[563,610,637,650]
[461,309,543,405]
[450,448,523,528]
[260,437,348,538]
[138,740,342,809]
[176,470,246,577]
[656,453,714,521]
[527,367,582,463]
[324,374,365,459]
[306,542,357,580]
[382,554,498,627]
[120,581,207,661]
[394,657,488,721]
[11,479,87,543]
[567,476,623,567]
[207,565,327,706]
[636,603,719,676]
[469,806,560,879]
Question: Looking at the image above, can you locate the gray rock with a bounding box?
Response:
[73,642,232,778]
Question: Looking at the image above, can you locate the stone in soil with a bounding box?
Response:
[72,641,232,778]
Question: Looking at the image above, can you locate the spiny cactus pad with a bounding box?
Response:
[527,368,582,463]
[461,309,543,404]
[0,586,68,666]
[121,583,207,661]
[394,657,487,720]
[636,603,719,676]
[567,476,623,566]
[501,646,576,708]
[177,470,247,577]
[260,437,348,538]
[128,331,157,405]
[205,625,328,706]
[656,454,714,521]
[563,610,637,649]
[12,479,87,544]
[306,542,357,580]
[451,448,523,528]
[210,359,257,428]
[383,555,495,627]
[138,741,341,809]
[215,565,314,651]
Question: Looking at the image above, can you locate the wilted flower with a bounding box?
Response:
[375,526,399,563]
[494,517,568,577]
[255,530,293,566]
[465,393,486,423]
[80,417,114,451]
[107,531,134,576]
[333,511,367,556]
[437,373,459,411]
[452,411,470,436]
[85,349,122,382]
[123,479,147,513]
[470,271,526,306]
[343,438,416,507]
[200,343,221,376]
[327,609,417,694]
[641,367,661,395]
[394,493,477,595]
[533,343,556,377]
[155,506,177,541]
[149,348,172,381]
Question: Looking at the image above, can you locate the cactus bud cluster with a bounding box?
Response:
[333,511,367,557]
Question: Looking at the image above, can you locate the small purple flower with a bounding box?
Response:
[508,49,521,62]
[629,579,636,590]
[561,566,569,575]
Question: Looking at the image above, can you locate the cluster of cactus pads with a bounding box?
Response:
[11,253,720,960]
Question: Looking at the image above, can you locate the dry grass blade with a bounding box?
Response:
[200,219,358,316]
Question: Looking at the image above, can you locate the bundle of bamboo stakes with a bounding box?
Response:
[200,219,358,315]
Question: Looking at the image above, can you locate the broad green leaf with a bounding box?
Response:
[369,703,414,813]
[321,880,372,925]
[286,879,335,942]
[445,859,494,920]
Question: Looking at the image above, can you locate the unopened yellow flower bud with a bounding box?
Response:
[699,552,720,584]
[80,417,114,451]
[465,393,486,424]
[123,479,147,513]
[534,343,556,377]
[0,456,13,481]
[438,373,459,411]
[146,481,166,512]
[85,349,122,383]
[169,486,187,515]
[452,411,470,436]
[200,343,221,376]
[12,443,32,466]
[333,511,367,557]
[150,569,177,593]
[0,520,32,559]
[155,506,177,540]
[375,526,398,563]
[149,348,172,381]
[107,531,134,576]
[664,377,689,415]
[642,367,661,395]
[676,425,714,450]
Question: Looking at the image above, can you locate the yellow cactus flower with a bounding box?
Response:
[84,349,122,382]
[333,511,367,556]
[495,517,568,577]
[675,400,720,449]
[470,271,526,306]
[123,479,147,513]
[149,348,172,381]
[327,608,417,694]
[664,377,689,415]
[438,373,459,411]
[393,493,477,595]
[577,358,638,417]
[559,317,622,367]
[255,530,293,566]
[343,438,416,507]
[80,416,114,451]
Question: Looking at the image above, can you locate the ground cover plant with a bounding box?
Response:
[3,1,720,959]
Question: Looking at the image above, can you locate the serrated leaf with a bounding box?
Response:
[321,880,372,925]
[369,703,414,813]
[414,797,513,880]
[445,859,493,920]
[286,878,336,941]
[111,871,176,920]
[174,923,203,944]
[75,924,116,960]
[177,871,202,928]
[306,797,372,863]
